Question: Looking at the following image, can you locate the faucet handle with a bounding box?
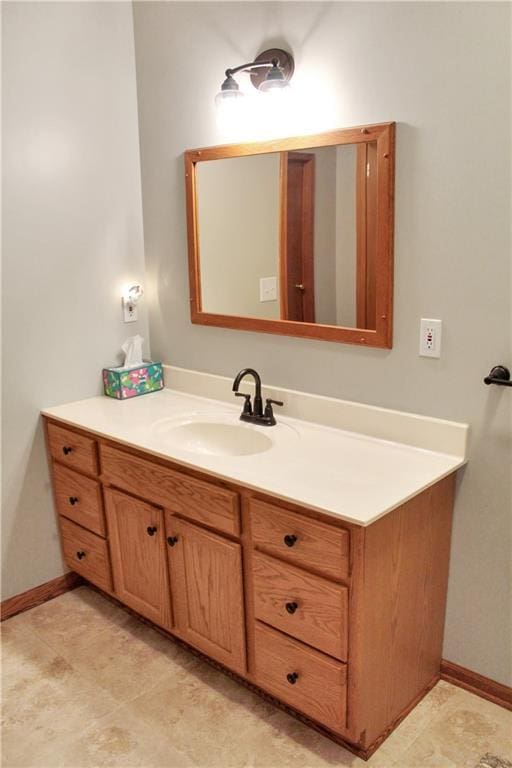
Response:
[266,398,284,409]
[235,392,253,415]
[264,398,284,424]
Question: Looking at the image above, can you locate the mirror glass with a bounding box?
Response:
[186,123,394,348]
[196,142,378,330]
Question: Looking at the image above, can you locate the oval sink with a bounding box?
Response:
[157,421,273,457]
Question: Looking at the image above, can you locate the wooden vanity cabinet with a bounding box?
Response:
[45,417,456,760]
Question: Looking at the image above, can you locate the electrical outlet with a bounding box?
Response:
[123,300,138,323]
[419,318,442,358]
[260,276,277,302]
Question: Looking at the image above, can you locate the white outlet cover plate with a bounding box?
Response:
[260,276,277,302]
[123,301,138,323]
[419,318,442,358]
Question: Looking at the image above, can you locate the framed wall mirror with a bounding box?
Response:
[185,122,395,347]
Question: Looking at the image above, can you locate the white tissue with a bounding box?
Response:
[121,335,144,368]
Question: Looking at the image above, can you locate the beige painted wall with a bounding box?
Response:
[133,1,511,685]
[197,154,280,319]
[1,2,148,599]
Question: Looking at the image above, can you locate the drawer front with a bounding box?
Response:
[47,423,98,476]
[101,444,240,537]
[250,499,349,581]
[254,622,347,733]
[253,552,348,660]
[53,463,105,536]
[60,517,112,592]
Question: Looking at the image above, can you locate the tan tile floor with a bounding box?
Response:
[1,586,511,768]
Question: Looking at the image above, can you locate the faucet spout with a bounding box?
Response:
[232,368,263,417]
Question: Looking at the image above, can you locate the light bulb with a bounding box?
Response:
[215,89,246,132]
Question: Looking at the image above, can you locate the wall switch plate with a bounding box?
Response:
[419,318,442,358]
[123,300,138,323]
[260,276,277,302]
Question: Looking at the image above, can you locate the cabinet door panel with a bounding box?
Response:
[166,515,246,675]
[105,488,172,629]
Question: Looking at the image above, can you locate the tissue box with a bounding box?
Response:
[103,361,164,400]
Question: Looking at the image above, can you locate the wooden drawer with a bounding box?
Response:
[254,622,347,733]
[60,517,112,592]
[53,463,105,536]
[253,552,348,660]
[250,499,349,581]
[101,444,240,537]
[47,422,98,476]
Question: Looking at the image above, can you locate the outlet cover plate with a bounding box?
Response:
[260,276,277,302]
[419,318,442,358]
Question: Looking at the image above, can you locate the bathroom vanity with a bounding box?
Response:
[42,382,466,759]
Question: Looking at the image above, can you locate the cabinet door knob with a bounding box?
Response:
[68,496,79,506]
[167,536,178,547]
[285,601,298,615]
[286,672,299,685]
[284,534,297,547]
[62,446,73,455]
[76,550,86,560]
[146,526,157,536]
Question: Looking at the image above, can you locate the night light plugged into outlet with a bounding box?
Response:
[419,318,442,358]
[122,284,144,323]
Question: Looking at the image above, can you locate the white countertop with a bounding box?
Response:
[42,388,466,527]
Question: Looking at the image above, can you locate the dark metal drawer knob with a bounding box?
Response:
[167,536,178,547]
[284,534,297,548]
[76,551,86,560]
[147,526,157,536]
[285,601,298,615]
[68,496,79,506]
[286,672,299,685]
[62,446,73,455]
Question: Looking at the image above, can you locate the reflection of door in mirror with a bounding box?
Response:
[279,144,377,329]
[280,152,315,323]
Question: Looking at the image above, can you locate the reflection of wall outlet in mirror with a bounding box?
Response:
[419,318,442,358]
[260,276,277,302]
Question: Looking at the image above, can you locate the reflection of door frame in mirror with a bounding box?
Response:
[184,122,395,348]
[280,152,315,323]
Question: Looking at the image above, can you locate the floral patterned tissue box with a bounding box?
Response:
[103,362,164,400]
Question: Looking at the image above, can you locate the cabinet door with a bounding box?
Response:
[165,515,246,675]
[105,488,172,629]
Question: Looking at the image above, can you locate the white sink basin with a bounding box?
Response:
[153,420,274,456]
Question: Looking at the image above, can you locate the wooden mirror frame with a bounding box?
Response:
[184,122,395,348]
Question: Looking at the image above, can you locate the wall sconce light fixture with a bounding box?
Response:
[215,48,294,116]
[122,283,144,323]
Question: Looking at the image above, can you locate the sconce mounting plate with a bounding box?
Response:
[250,48,294,90]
